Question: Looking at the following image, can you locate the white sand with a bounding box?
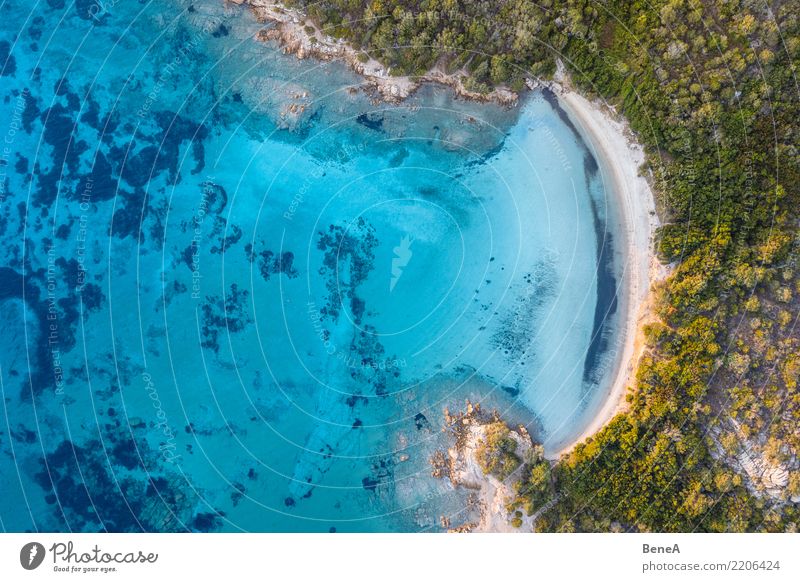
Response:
[543,70,663,459]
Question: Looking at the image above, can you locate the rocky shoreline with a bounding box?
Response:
[228,0,519,106]
[430,402,549,532]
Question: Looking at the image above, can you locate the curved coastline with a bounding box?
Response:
[233,0,661,463]
[544,79,661,459]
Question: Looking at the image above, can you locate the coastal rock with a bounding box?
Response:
[240,0,518,107]
[430,402,541,532]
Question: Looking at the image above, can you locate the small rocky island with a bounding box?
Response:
[431,403,556,532]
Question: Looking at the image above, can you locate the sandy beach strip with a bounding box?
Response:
[544,78,662,459]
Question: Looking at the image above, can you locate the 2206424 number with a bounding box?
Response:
[730,560,780,571]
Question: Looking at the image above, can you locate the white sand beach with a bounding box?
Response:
[544,72,663,459]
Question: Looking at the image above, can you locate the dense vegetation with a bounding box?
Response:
[476,422,523,480]
[283,0,800,531]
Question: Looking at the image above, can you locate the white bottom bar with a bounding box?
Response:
[1,533,797,581]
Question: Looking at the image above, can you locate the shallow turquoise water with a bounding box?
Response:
[0,0,622,531]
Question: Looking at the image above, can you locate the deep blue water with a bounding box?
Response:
[0,0,622,531]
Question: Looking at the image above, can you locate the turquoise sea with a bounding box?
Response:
[0,0,623,531]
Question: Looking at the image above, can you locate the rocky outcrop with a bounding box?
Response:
[430,402,539,532]
[232,1,518,106]
[711,416,797,502]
